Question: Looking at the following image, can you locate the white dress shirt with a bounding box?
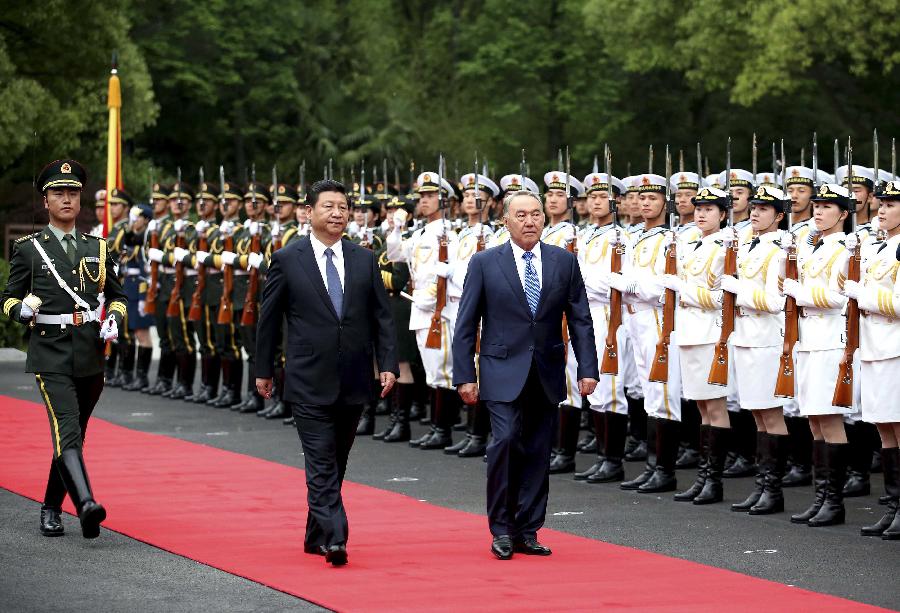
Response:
[309,232,345,290]
[509,240,542,292]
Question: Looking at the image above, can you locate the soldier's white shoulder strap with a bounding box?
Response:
[31,237,91,310]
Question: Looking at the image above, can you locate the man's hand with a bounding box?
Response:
[578,378,598,396]
[458,382,479,406]
[99,316,119,341]
[256,377,274,399]
[379,371,397,398]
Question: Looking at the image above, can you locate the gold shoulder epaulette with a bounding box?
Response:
[85,233,103,240]
[15,232,38,243]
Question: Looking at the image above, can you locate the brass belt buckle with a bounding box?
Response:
[72,311,84,326]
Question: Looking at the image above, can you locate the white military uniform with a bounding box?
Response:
[447,222,493,321]
[728,231,787,409]
[541,220,581,406]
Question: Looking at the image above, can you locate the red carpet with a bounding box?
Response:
[0,396,886,612]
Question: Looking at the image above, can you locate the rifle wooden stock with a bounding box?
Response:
[217,234,235,325]
[240,232,262,326]
[832,242,860,407]
[600,240,624,375]
[144,229,160,313]
[166,232,186,318]
[648,235,677,383]
[774,243,799,398]
[708,242,737,386]
[424,235,449,349]
[187,229,208,322]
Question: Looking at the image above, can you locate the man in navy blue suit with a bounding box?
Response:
[453,190,598,560]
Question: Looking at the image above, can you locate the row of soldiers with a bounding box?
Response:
[99,145,900,540]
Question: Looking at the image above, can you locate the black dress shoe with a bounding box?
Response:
[549,453,576,474]
[283,416,295,426]
[325,544,348,566]
[676,447,701,469]
[842,471,870,497]
[304,544,326,556]
[587,459,625,483]
[723,454,756,478]
[624,440,648,462]
[513,538,552,556]
[40,506,64,537]
[491,535,513,560]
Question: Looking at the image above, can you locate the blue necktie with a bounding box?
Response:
[523,251,540,316]
[325,247,343,317]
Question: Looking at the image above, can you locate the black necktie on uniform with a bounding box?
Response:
[748,236,760,251]
[63,234,76,264]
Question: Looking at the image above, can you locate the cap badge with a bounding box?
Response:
[791,168,800,177]
[60,162,72,174]
[641,176,650,185]
[279,185,286,194]
[756,187,766,198]
[819,184,829,196]
[423,174,432,182]
[552,174,560,183]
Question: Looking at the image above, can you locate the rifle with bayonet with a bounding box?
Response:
[833,136,859,408]
[775,139,799,398]
[217,166,235,325]
[649,146,678,382]
[601,144,625,375]
[425,154,449,349]
[188,167,208,322]
[166,167,186,318]
[709,138,736,386]
[241,166,262,326]
[271,165,283,252]
[144,169,161,313]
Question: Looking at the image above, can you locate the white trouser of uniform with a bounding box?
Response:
[622,327,643,399]
[587,306,626,414]
[732,345,787,410]
[415,322,454,390]
[796,348,853,416]
[860,356,900,423]
[624,307,682,421]
[562,338,581,408]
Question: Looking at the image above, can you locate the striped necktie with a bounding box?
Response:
[522,251,540,316]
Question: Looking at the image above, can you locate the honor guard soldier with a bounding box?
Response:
[253,182,302,420]
[718,168,756,245]
[541,170,586,474]
[670,172,702,247]
[104,188,134,388]
[1,159,127,539]
[576,171,631,483]
[609,173,684,493]
[121,204,155,392]
[201,180,245,409]
[143,182,177,395]
[386,170,461,450]
[149,181,196,400]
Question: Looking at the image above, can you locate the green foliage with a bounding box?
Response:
[0,259,26,350]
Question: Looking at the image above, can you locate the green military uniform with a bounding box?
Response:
[0,159,126,539]
[146,199,176,394]
[104,191,134,389]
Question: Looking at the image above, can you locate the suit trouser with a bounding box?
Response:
[35,372,105,508]
[485,362,556,539]
[292,401,364,549]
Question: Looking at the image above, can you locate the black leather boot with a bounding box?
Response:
[215,358,241,408]
[40,506,64,537]
[210,357,232,407]
[420,389,456,450]
[124,346,152,391]
[56,449,106,539]
[862,447,899,537]
[675,425,710,502]
[104,342,118,386]
[638,417,679,493]
[694,425,729,505]
[168,353,189,399]
[791,440,828,523]
[589,411,628,483]
[374,385,399,439]
[195,355,220,403]
[622,417,657,490]
[783,416,813,487]
[843,422,873,497]
[225,359,245,410]
[624,395,647,460]
[732,431,766,512]
[444,401,475,452]
[116,342,135,389]
[181,353,197,401]
[355,399,376,435]
[724,410,757,478]
[384,383,412,443]
[808,442,848,527]
[676,400,701,469]
[40,458,66,536]
[549,404,580,474]
[749,433,788,515]
[148,350,176,395]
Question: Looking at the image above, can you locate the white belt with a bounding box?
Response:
[626,302,656,315]
[799,307,836,318]
[234,270,249,276]
[125,269,142,276]
[161,266,176,274]
[35,307,102,328]
[185,270,198,277]
[862,312,896,324]
[205,269,222,275]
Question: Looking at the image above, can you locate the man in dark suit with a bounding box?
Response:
[256,179,399,566]
[453,189,598,560]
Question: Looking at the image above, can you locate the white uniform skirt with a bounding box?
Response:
[795,349,853,416]
[679,343,732,400]
[733,345,787,410]
[861,357,900,423]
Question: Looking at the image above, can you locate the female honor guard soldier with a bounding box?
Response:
[781,183,853,527]
[1,159,127,539]
[660,187,733,504]
[121,203,156,392]
[721,185,790,516]
[843,180,900,539]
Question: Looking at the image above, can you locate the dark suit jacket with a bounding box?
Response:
[452,240,598,403]
[256,236,399,406]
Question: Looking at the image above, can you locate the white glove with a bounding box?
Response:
[19,302,35,320]
[720,275,742,295]
[607,272,636,294]
[661,230,676,251]
[722,227,739,248]
[195,220,209,234]
[844,232,859,252]
[248,221,260,236]
[138,300,147,316]
[173,219,186,233]
[781,278,801,299]
[433,261,451,278]
[221,251,238,267]
[248,252,264,270]
[147,219,158,233]
[173,247,190,262]
[100,315,119,341]
[660,274,683,293]
[842,280,862,301]
[147,248,164,263]
[219,220,235,235]
[413,293,437,312]
[195,250,210,267]
[113,263,120,277]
